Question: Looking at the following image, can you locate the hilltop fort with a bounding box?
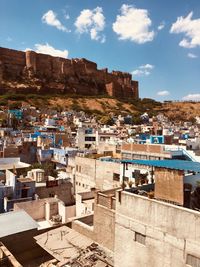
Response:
[0,47,139,99]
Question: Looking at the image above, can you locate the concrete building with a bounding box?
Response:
[4,170,35,212]
[75,155,121,193]
[0,157,30,172]
[71,188,117,252]
[114,160,200,267]
[14,197,76,226]
[76,191,95,217]
[76,127,97,149]
[114,189,200,267]
[27,169,45,183]
[35,178,74,205]
[70,160,200,267]
[121,143,172,160]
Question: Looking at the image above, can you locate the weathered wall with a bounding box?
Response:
[0,47,139,99]
[75,156,120,192]
[122,143,165,154]
[155,168,184,205]
[93,200,115,251]
[76,191,95,216]
[2,146,19,158]
[58,202,76,223]
[14,199,46,220]
[75,157,96,193]
[114,190,200,267]
[96,160,120,190]
[72,192,116,251]
[35,182,74,205]
[121,143,171,160]
[18,141,37,164]
[72,216,94,241]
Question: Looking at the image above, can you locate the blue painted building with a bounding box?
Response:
[8,109,23,120]
[150,135,164,144]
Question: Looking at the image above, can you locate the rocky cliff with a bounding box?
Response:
[0,47,139,99]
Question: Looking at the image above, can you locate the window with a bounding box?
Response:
[186,254,200,267]
[122,153,132,159]
[85,137,96,141]
[37,172,43,182]
[113,173,120,181]
[135,232,146,245]
[132,154,141,160]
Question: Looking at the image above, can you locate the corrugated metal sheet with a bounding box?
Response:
[121,159,200,172]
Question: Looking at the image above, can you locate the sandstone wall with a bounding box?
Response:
[0,47,139,98]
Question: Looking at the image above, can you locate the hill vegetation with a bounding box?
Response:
[0,93,199,122]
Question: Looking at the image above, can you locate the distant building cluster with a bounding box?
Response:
[0,102,200,266]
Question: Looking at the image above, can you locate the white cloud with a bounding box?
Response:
[131,64,154,77]
[64,14,70,20]
[140,64,154,70]
[157,90,170,96]
[187,53,198,58]
[112,4,155,44]
[74,7,106,43]
[158,22,165,31]
[182,94,200,101]
[6,37,12,42]
[64,12,70,20]
[42,10,70,32]
[170,12,200,48]
[25,43,69,58]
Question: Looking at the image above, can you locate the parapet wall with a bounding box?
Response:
[0,47,139,98]
[115,191,200,267]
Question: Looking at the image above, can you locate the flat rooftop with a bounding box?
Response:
[0,158,30,171]
[0,210,38,238]
[34,226,113,266]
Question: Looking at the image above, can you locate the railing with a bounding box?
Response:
[164,145,198,162]
[182,149,199,162]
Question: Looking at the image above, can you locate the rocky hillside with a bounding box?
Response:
[0,93,199,122]
[0,93,160,117]
[158,101,200,122]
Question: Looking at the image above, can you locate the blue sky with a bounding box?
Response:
[0,0,200,101]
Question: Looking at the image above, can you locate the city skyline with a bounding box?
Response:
[1,0,200,101]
